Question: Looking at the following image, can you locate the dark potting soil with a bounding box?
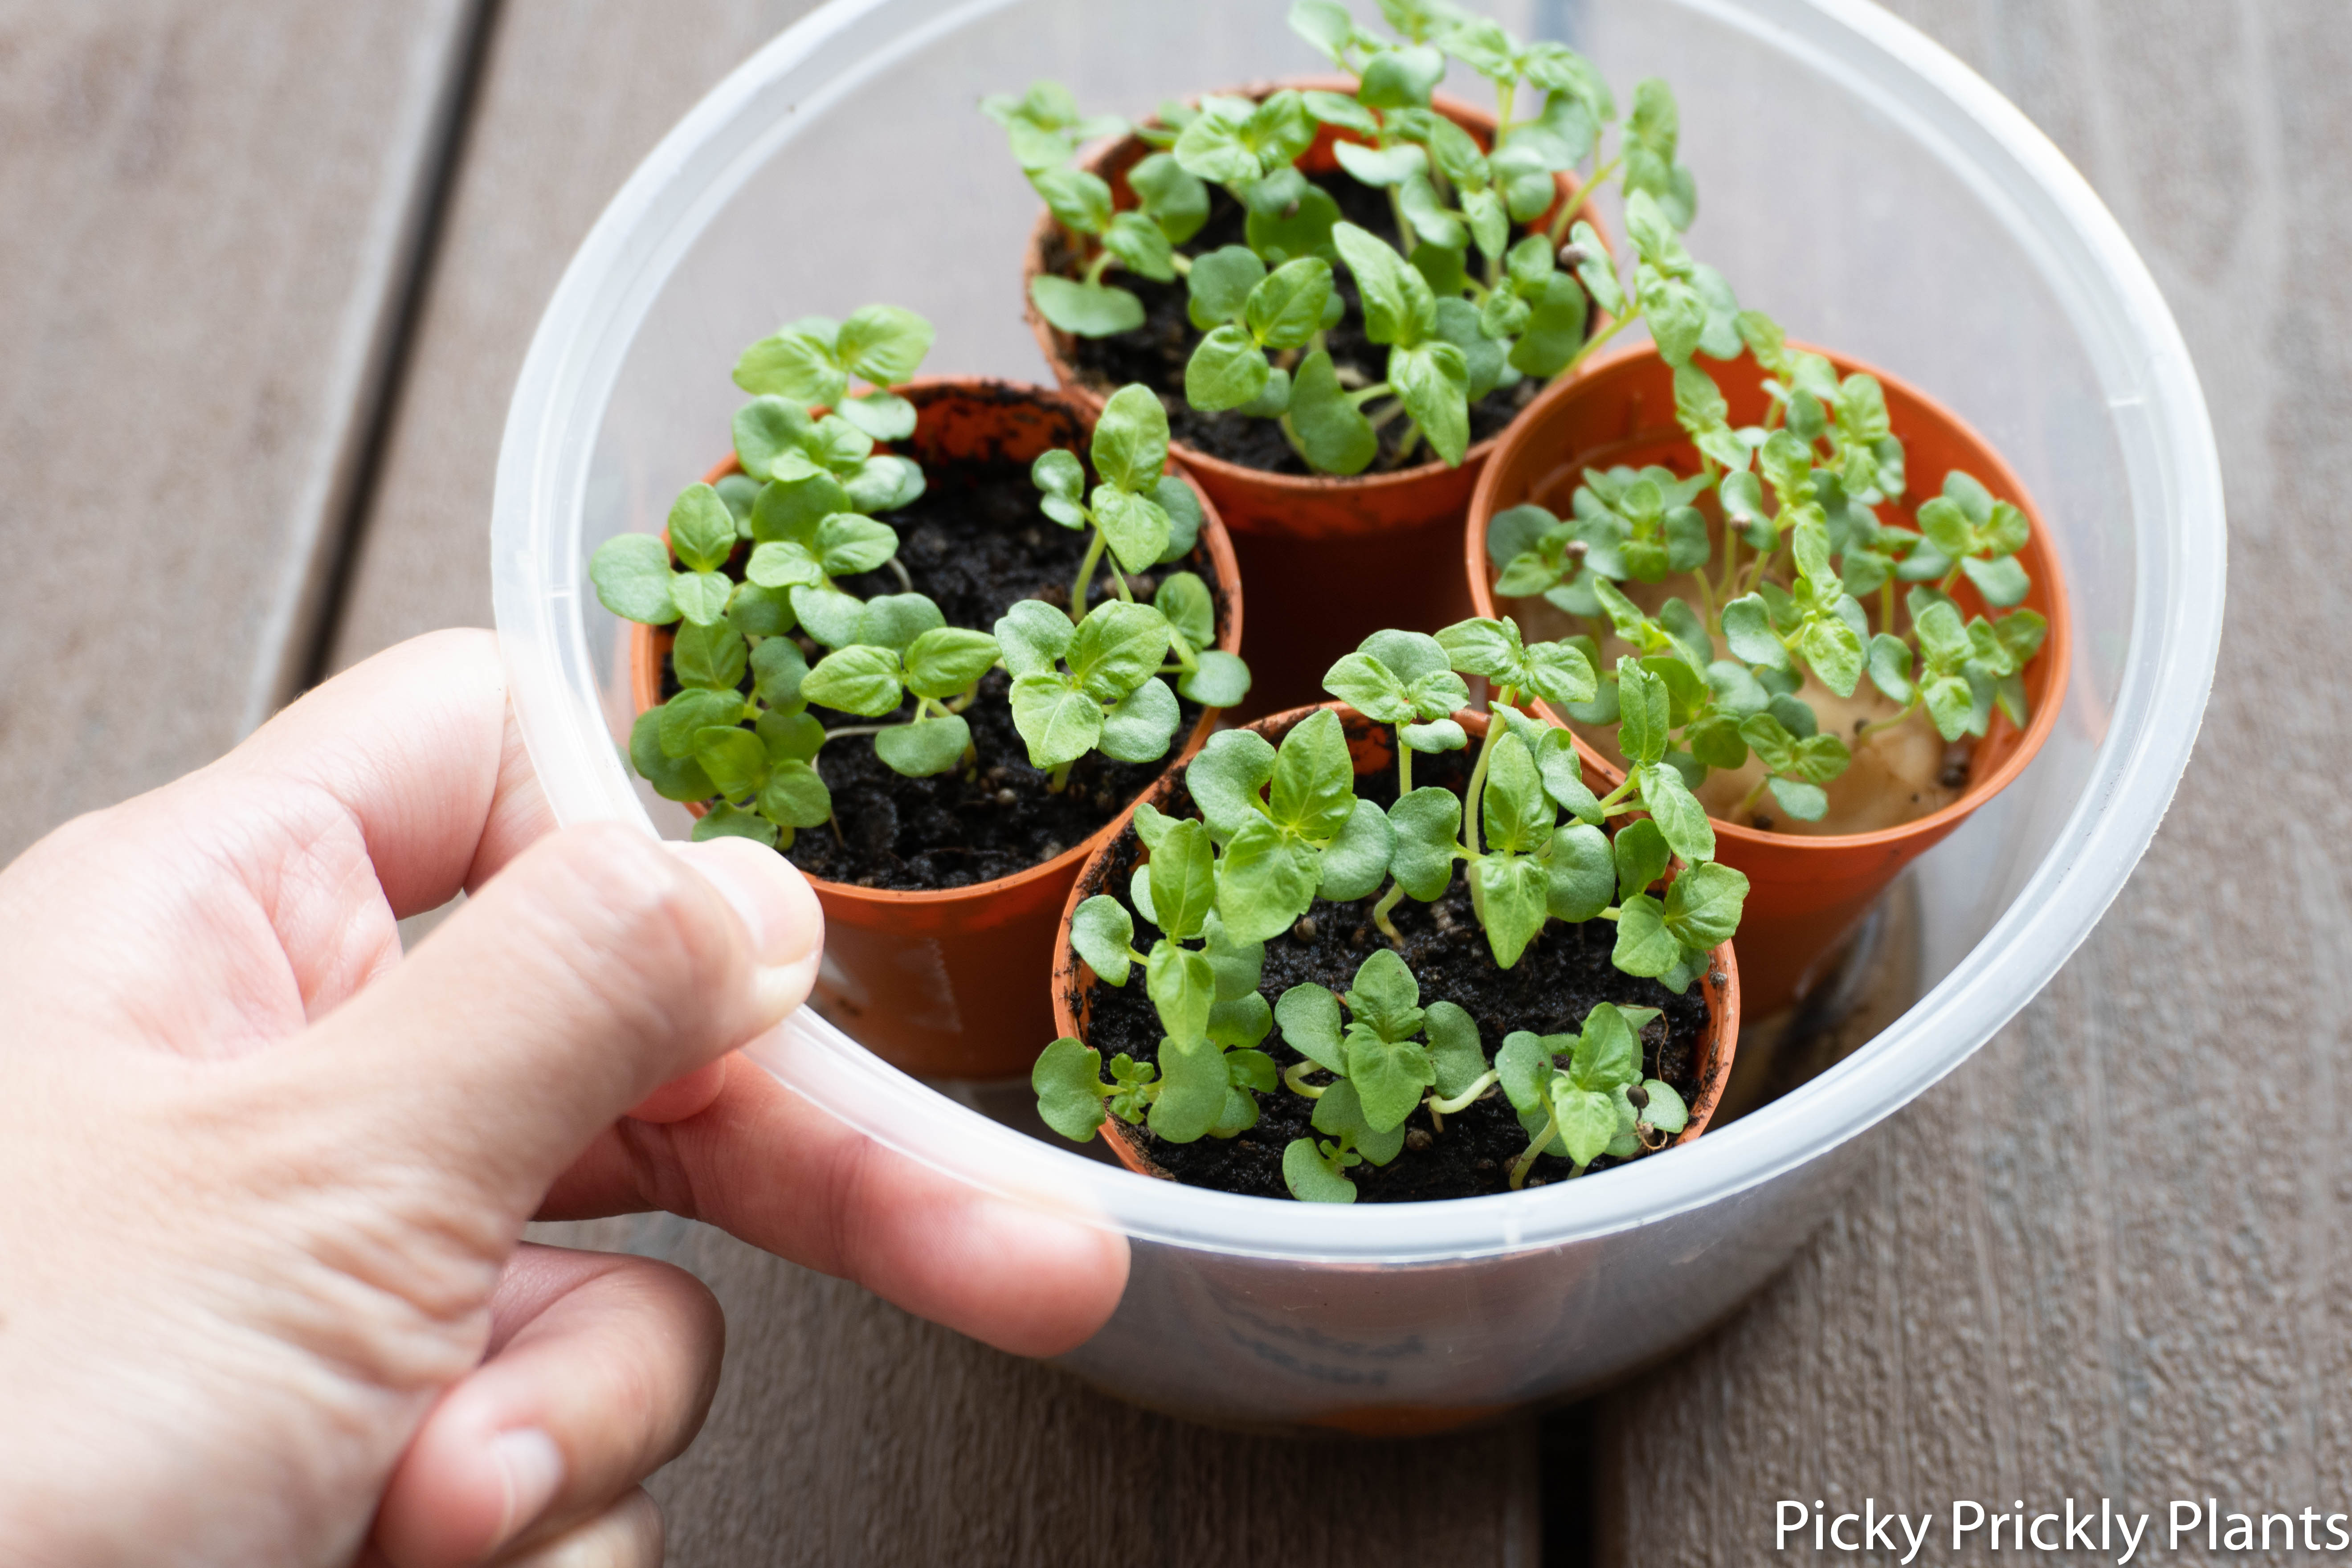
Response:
[662,450,1224,891]
[1078,747,1715,1201]
[1053,168,1561,477]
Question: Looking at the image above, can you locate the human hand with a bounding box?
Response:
[0,629,1127,1567]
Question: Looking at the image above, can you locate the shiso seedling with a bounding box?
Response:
[988,0,1738,474]
[1033,619,1748,1201]
[1483,308,2047,826]
[588,305,1250,848]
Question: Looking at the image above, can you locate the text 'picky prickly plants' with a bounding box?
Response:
[1033,618,1746,1201]
[988,0,1737,474]
[1484,309,2048,829]
[588,306,1249,849]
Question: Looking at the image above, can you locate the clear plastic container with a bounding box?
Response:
[491,0,2225,1430]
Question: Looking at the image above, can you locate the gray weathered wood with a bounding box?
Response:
[327,0,2346,1559]
[327,0,827,670]
[340,3,1543,1561]
[1595,4,2352,1558]
[551,1214,1541,1568]
[0,0,483,861]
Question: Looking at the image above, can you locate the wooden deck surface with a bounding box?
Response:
[1,2,2329,1563]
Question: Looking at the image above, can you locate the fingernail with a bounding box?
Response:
[487,1427,565,1552]
[669,838,825,1020]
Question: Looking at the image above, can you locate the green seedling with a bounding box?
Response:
[1319,619,1746,988]
[1497,1001,1688,1190]
[733,303,938,445]
[995,599,1183,789]
[990,79,1200,336]
[1035,807,1278,1146]
[1033,709,1392,1154]
[982,79,1131,173]
[1033,618,1748,1200]
[1187,707,1399,943]
[590,306,1248,845]
[1027,385,1253,710]
[1483,306,2046,825]
[1272,949,1489,1202]
[989,0,1738,475]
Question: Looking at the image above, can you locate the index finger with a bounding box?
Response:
[224,629,557,916]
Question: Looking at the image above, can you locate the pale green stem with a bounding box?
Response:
[1460,686,1514,860]
[1549,151,1621,245]
[1734,773,1772,819]
[1738,538,1784,600]
[1427,162,1454,212]
[1428,1070,1499,1117]
[1508,1110,1559,1189]
[1282,1061,1331,1099]
[1371,881,1407,944]
[1278,412,1311,463]
[1559,310,1636,378]
[1856,692,1923,744]
[1070,527,1109,623]
[1689,559,1716,627]
[1593,775,1639,814]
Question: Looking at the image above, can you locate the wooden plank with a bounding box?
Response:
[0,0,483,860]
[553,1213,1541,1568]
[327,0,829,669]
[338,3,1542,1561]
[1593,3,2351,1557]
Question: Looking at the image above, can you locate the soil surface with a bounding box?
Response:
[1078,747,1716,1201]
[1054,170,1557,476]
[662,451,1224,891]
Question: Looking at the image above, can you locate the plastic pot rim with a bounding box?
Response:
[494,0,2226,1266]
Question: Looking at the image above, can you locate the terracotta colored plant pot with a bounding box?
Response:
[1023,81,1607,713]
[629,378,1245,1078]
[1466,345,2074,1017]
[1049,702,1742,1186]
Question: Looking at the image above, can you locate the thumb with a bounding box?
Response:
[294,823,821,1219]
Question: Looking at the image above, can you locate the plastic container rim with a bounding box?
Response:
[490,0,2226,1263]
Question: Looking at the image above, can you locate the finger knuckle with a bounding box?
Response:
[524,826,746,1029]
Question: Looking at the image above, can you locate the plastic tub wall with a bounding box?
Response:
[493,0,2224,1428]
